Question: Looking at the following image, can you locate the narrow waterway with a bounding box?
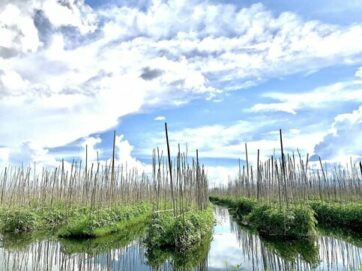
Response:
[0,207,361,270]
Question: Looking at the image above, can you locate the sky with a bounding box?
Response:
[1,0,362,184]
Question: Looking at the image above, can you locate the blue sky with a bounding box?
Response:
[1,0,362,183]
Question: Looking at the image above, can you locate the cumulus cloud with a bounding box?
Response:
[314,105,362,161]
[0,147,10,164]
[2,0,362,166]
[7,141,59,167]
[251,80,362,114]
[115,134,148,171]
[207,165,239,186]
[356,67,362,78]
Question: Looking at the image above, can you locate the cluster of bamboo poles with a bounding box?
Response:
[0,129,156,208]
[152,123,209,215]
[0,123,209,211]
[0,156,154,208]
[212,130,362,204]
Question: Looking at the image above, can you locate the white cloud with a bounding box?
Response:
[207,166,239,186]
[0,147,9,164]
[251,80,362,114]
[2,0,362,168]
[251,103,297,115]
[7,141,59,167]
[0,3,41,54]
[154,116,166,121]
[42,0,96,34]
[356,67,362,78]
[115,134,148,171]
[314,105,362,161]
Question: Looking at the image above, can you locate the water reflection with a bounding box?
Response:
[145,235,210,271]
[0,207,361,271]
[208,207,362,271]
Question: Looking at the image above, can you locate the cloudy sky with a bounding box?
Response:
[1,0,362,184]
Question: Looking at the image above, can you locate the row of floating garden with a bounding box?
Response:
[209,196,362,239]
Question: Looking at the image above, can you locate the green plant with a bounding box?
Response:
[246,204,316,239]
[310,201,362,232]
[0,209,38,233]
[146,208,214,253]
[58,203,151,238]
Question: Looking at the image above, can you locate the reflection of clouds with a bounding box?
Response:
[208,207,258,270]
[208,232,248,269]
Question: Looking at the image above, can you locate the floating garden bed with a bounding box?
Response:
[145,207,214,253]
[210,196,317,239]
[310,201,362,232]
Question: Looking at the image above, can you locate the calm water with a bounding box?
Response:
[0,207,361,271]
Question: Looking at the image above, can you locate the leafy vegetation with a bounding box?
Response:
[146,207,214,253]
[0,208,38,233]
[247,204,317,239]
[211,196,317,239]
[57,203,150,238]
[0,203,150,238]
[209,196,257,216]
[310,201,362,232]
[146,232,211,270]
[60,221,146,255]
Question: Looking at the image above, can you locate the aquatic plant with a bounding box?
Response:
[310,201,362,232]
[0,209,38,233]
[60,221,146,255]
[146,207,214,253]
[57,203,150,238]
[246,204,317,239]
[210,196,317,239]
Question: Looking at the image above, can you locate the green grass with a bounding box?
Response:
[210,196,317,239]
[310,201,362,232]
[211,196,362,235]
[57,203,150,238]
[247,203,317,239]
[0,204,80,234]
[0,208,38,233]
[146,207,214,253]
[0,203,151,238]
[60,221,147,255]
